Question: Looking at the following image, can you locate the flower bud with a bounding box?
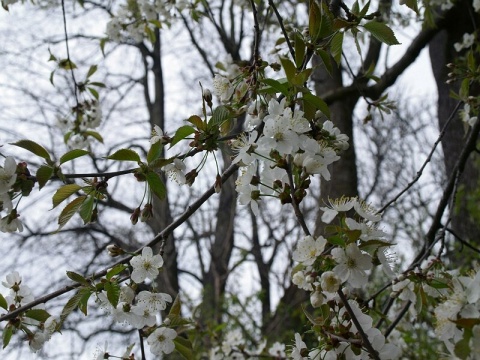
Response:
[203,88,213,108]
[107,244,125,257]
[214,174,222,193]
[130,207,141,225]
[185,169,198,187]
[140,203,153,222]
[310,290,325,308]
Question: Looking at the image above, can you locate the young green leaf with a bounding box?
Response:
[3,325,13,349]
[57,196,87,230]
[106,264,127,280]
[59,149,90,165]
[79,195,95,224]
[78,289,92,316]
[66,271,90,286]
[146,171,166,200]
[52,184,83,208]
[363,21,400,46]
[147,141,163,164]
[280,57,297,83]
[86,65,98,78]
[36,165,54,190]
[25,309,51,323]
[174,336,194,360]
[105,281,121,308]
[330,32,344,65]
[209,106,230,128]
[84,130,104,143]
[259,78,290,96]
[59,290,87,327]
[171,125,196,147]
[106,149,141,163]
[10,140,51,161]
[187,115,205,131]
[0,294,7,310]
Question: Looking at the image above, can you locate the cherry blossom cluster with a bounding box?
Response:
[98,247,177,357]
[0,156,25,233]
[1,271,58,352]
[231,98,348,215]
[432,268,480,359]
[105,0,188,43]
[289,197,401,359]
[56,100,103,149]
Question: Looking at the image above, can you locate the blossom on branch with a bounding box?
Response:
[130,247,164,283]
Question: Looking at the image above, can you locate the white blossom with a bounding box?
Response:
[130,247,164,283]
[147,327,177,356]
[0,157,17,194]
[331,243,372,287]
[292,235,327,266]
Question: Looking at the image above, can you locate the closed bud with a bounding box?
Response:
[203,88,213,108]
[214,174,222,193]
[107,244,124,257]
[185,169,198,186]
[140,203,153,222]
[130,207,141,225]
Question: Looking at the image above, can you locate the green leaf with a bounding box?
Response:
[106,264,127,280]
[66,271,90,286]
[3,324,13,349]
[79,195,95,224]
[169,294,182,317]
[147,141,163,164]
[86,65,98,78]
[187,115,205,131]
[171,125,196,147]
[57,196,86,230]
[209,106,230,128]
[0,294,7,310]
[100,38,107,57]
[106,148,141,163]
[52,184,82,208]
[89,82,106,88]
[60,290,84,325]
[84,130,104,143]
[294,31,306,68]
[59,149,90,165]
[309,0,333,42]
[302,92,330,118]
[146,171,166,200]
[315,49,333,76]
[58,59,77,70]
[358,0,370,18]
[330,32,344,65]
[10,140,51,161]
[363,21,400,46]
[105,281,121,308]
[78,289,92,316]
[88,87,99,100]
[259,78,290,96]
[174,336,194,360]
[309,0,322,42]
[36,165,54,190]
[280,57,297,83]
[25,309,51,322]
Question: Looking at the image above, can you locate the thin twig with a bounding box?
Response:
[61,0,79,105]
[379,101,462,213]
[267,0,295,59]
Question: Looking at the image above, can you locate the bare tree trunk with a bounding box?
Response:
[429,0,480,265]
